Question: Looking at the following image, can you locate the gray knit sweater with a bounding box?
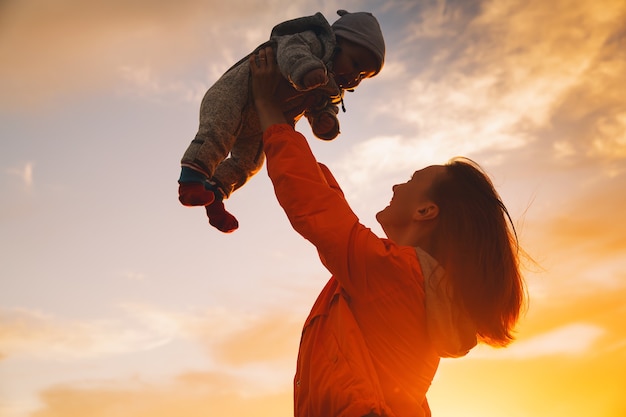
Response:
[181,12,343,197]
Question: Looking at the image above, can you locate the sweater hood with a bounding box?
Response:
[270,12,337,65]
[414,247,477,358]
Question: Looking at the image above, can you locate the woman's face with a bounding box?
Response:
[331,38,379,90]
[376,165,445,237]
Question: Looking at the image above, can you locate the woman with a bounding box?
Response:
[250,46,525,417]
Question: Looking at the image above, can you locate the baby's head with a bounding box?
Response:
[331,9,385,90]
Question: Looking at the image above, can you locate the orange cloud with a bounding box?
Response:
[0,0,302,108]
[17,290,626,417]
[0,308,174,360]
[1,305,302,416]
[211,313,302,365]
[30,377,292,417]
[351,0,626,199]
[532,170,626,263]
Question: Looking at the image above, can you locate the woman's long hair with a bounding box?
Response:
[428,157,526,347]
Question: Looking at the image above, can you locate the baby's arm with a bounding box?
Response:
[274,31,328,91]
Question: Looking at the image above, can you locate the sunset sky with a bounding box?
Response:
[1,0,626,416]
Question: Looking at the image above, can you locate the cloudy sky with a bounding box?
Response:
[1,0,625,416]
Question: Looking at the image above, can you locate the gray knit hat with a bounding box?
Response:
[331,9,385,75]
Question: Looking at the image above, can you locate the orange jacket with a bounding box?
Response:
[264,124,440,417]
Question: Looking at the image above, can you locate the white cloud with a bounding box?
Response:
[0,307,174,360]
[116,65,207,104]
[123,271,146,281]
[380,0,626,174]
[0,304,294,363]
[591,112,626,158]
[6,163,34,187]
[469,323,605,360]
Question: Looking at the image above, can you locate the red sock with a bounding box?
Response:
[205,200,239,233]
[178,182,215,207]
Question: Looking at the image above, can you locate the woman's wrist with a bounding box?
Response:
[253,96,278,109]
[249,45,289,131]
[255,99,288,131]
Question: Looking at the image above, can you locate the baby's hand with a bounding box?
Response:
[303,68,328,89]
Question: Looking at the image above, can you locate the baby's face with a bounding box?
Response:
[331,37,380,90]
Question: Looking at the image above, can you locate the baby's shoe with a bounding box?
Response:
[310,109,340,141]
[206,199,239,233]
[178,167,216,207]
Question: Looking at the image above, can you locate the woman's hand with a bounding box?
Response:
[250,46,288,131]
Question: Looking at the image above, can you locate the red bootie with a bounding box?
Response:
[178,182,216,207]
[205,199,239,233]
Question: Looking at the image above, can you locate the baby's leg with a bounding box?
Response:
[212,123,265,197]
[179,63,250,208]
[181,63,250,175]
[203,118,264,233]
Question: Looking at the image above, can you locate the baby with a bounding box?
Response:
[179,10,385,232]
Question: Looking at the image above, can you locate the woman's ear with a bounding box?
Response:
[414,203,439,221]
